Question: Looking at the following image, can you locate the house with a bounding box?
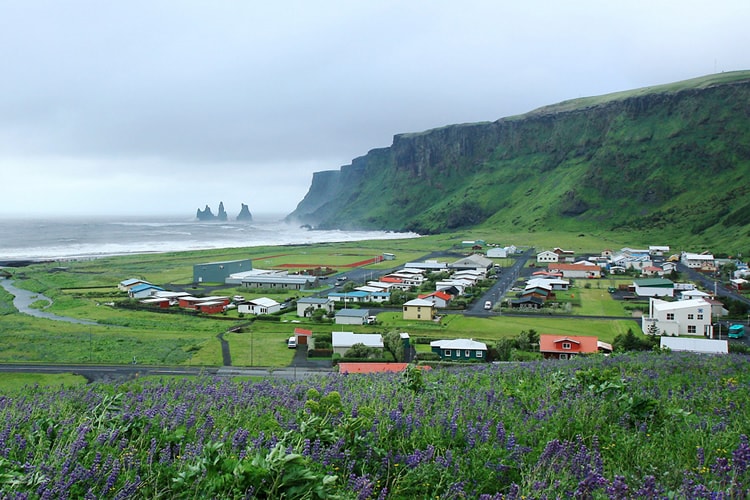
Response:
[240,275,317,290]
[662,262,678,274]
[553,248,576,263]
[118,278,151,292]
[296,297,335,317]
[178,296,230,310]
[539,335,600,360]
[417,290,453,308]
[332,331,383,356]
[509,296,544,309]
[730,278,749,291]
[536,251,559,264]
[139,297,171,309]
[649,245,670,257]
[127,283,164,299]
[328,291,370,304]
[641,266,664,277]
[430,338,487,361]
[487,247,507,258]
[641,298,712,336]
[403,260,449,272]
[335,308,370,325]
[526,277,570,291]
[196,301,227,314]
[450,254,493,273]
[633,278,674,298]
[193,259,253,284]
[337,362,430,374]
[238,297,280,315]
[660,337,728,354]
[402,298,436,321]
[547,263,601,279]
[679,289,711,301]
[681,252,717,271]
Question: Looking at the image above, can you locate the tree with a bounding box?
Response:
[613,328,654,352]
[344,343,379,359]
[382,331,404,362]
[494,338,517,361]
[516,329,539,352]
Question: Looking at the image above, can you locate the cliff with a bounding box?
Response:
[286,71,750,248]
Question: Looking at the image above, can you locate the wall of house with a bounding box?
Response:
[403,306,433,320]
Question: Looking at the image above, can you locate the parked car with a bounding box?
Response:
[287,336,297,349]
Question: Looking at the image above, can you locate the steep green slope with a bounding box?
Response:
[287,71,750,250]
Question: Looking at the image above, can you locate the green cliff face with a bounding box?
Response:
[287,71,750,248]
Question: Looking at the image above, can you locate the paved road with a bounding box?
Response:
[677,263,750,307]
[0,362,334,383]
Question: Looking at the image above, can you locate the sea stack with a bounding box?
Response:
[236,203,253,222]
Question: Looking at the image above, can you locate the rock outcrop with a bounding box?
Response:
[236,203,253,221]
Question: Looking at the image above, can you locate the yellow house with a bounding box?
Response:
[402,298,435,321]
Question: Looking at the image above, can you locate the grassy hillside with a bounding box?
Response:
[290,71,750,253]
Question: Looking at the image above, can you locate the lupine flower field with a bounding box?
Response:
[0,352,748,499]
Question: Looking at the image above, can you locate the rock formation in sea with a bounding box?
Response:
[236,203,253,221]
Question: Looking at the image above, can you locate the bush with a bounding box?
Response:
[415,352,441,362]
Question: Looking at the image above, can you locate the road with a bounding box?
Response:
[0,363,334,383]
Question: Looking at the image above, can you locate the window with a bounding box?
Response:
[444,350,451,356]
[465,350,471,357]
[562,342,571,350]
[476,351,483,358]
[688,325,697,334]
[688,314,694,320]
[559,353,568,360]
[697,314,703,320]
[666,313,674,320]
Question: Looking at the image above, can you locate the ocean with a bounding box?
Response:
[0,214,419,263]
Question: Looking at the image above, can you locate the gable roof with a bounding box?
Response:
[297,297,331,305]
[247,297,279,307]
[403,298,435,307]
[332,331,383,348]
[539,334,599,353]
[430,338,487,350]
[335,308,370,318]
[634,278,674,288]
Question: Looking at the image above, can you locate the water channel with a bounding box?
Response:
[0,278,98,325]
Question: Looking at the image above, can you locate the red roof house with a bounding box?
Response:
[539,334,600,360]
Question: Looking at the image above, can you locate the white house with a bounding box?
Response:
[487,247,507,258]
[526,277,570,291]
[641,298,712,337]
[681,252,716,271]
[296,297,335,317]
[335,308,370,325]
[332,331,383,356]
[679,290,711,301]
[660,337,728,354]
[238,297,280,315]
[536,251,559,263]
[649,245,670,256]
[403,260,449,272]
[449,254,493,273]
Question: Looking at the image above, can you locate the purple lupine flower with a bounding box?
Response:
[732,434,750,475]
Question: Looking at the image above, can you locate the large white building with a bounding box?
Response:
[641,298,713,337]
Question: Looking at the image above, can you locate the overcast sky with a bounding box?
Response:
[1,1,748,219]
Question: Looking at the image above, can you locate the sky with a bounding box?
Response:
[1,1,749,219]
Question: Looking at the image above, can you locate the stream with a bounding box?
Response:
[0,278,98,325]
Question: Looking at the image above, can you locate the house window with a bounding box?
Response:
[562,342,571,350]
[465,350,471,357]
[559,353,568,360]
[697,314,703,320]
[476,351,483,358]
[444,349,451,356]
[688,325,697,334]
[687,314,694,320]
[666,313,674,320]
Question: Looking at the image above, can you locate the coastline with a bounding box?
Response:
[0,215,420,266]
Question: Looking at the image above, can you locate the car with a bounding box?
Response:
[484,301,492,310]
[287,336,297,349]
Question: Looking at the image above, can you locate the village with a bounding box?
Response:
[116,240,750,369]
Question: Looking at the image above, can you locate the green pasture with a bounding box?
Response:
[0,373,87,392]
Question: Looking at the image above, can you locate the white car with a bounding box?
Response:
[484,301,492,310]
[287,336,297,349]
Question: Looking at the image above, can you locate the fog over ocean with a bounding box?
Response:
[0,214,419,262]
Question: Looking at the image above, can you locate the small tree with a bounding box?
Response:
[382,331,404,362]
